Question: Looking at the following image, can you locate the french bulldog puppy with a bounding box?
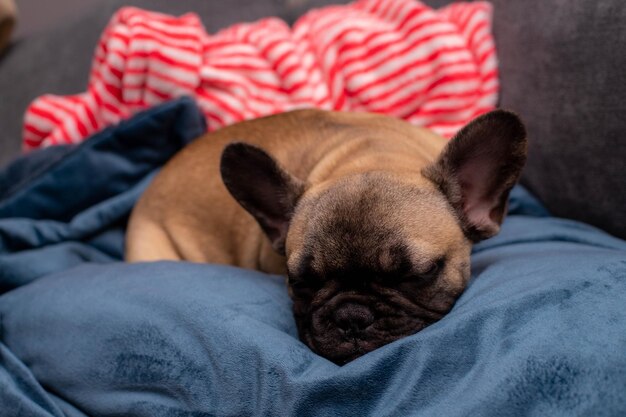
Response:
[126,109,527,364]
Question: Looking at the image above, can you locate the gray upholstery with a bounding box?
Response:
[0,0,624,238]
[491,0,626,239]
[422,2,626,238]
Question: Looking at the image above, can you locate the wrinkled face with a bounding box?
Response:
[219,111,526,364]
[286,174,471,364]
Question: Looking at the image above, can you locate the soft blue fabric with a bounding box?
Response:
[0,99,625,417]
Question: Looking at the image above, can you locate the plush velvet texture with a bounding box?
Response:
[0,97,625,416]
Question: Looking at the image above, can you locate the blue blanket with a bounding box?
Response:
[1,98,625,417]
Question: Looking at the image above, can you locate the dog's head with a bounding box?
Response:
[220,110,527,364]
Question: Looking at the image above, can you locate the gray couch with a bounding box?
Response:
[1,0,624,239]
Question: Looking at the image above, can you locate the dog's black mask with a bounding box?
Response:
[288,259,452,365]
[285,175,468,365]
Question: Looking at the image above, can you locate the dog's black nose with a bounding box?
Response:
[334,302,374,332]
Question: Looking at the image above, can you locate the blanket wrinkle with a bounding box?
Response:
[0,343,65,417]
[22,0,497,150]
[0,98,205,292]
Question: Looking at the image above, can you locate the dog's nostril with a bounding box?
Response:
[334,302,374,331]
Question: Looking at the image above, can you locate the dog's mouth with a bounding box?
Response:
[296,286,446,364]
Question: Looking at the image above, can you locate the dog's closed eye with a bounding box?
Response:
[385,257,444,287]
[287,263,324,298]
[421,258,444,278]
[289,280,316,298]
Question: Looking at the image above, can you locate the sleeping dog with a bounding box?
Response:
[126,109,527,364]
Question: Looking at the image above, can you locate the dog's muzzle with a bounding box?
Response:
[302,288,435,364]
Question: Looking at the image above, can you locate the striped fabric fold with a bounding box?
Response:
[22,0,497,150]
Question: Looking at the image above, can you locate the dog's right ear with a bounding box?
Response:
[220,142,305,256]
[423,110,527,242]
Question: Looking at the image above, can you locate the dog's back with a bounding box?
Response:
[125,109,446,271]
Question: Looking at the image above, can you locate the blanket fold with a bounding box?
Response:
[0,97,206,292]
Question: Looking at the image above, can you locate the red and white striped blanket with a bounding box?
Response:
[22,0,497,150]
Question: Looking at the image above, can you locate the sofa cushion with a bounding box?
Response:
[495,0,626,239]
[423,0,626,239]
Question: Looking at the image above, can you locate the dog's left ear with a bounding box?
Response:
[220,142,305,255]
[423,110,527,242]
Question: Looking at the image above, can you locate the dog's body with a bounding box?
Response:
[127,110,447,271]
[126,109,527,364]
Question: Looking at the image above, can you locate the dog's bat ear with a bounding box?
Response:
[220,142,305,255]
[423,110,528,242]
